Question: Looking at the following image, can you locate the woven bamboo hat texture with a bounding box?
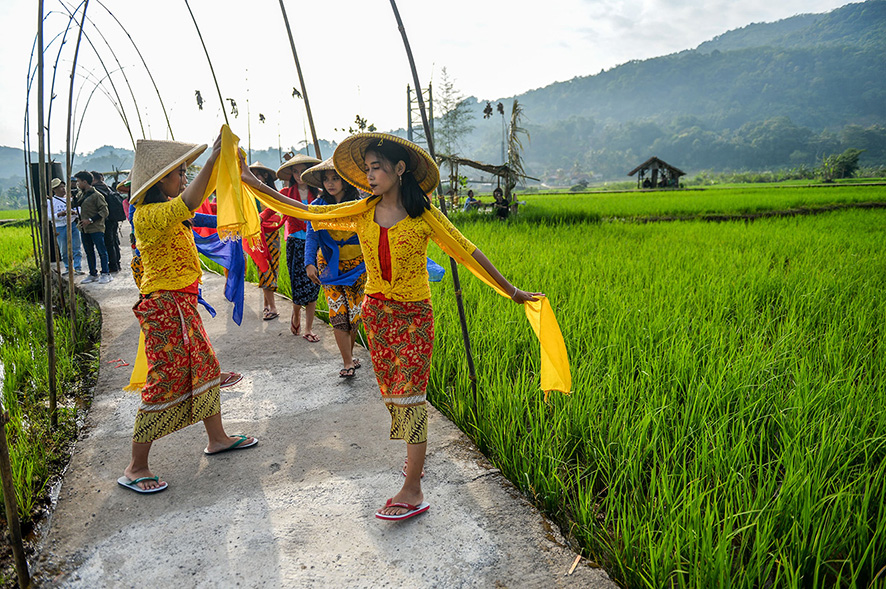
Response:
[248,161,277,179]
[130,139,206,205]
[276,153,322,181]
[300,157,338,189]
[333,133,439,195]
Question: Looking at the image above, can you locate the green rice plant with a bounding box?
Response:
[427,208,886,588]
[516,184,886,222]
[0,210,31,220]
[0,226,101,522]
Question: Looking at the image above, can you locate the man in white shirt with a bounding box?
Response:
[48,178,84,275]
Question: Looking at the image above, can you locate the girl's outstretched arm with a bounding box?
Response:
[470,248,543,304]
[181,133,222,211]
[238,149,309,211]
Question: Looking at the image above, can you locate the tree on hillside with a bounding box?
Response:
[818,147,865,181]
[436,67,474,158]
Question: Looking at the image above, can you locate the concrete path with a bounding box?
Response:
[34,244,615,588]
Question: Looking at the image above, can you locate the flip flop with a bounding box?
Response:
[352,358,361,369]
[204,434,258,455]
[262,309,279,321]
[303,333,320,343]
[219,372,243,389]
[117,475,168,494]
[339,366,356,378]
[375,498,430,521]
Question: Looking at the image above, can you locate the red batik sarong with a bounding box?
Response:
[362,296,433,444]
[131,290,221,443]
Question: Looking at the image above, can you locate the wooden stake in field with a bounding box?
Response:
[66,0,91,334]
[0,410,29,588]
[278,0,322,159]
[36,0,59,431]
[388,0,480,406]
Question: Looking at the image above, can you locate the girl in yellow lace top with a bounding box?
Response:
[242,133,541,521]
[119,135,257,495]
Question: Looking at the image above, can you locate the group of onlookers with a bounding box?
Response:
[48,170,126,284]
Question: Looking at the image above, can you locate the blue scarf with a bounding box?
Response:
[317,230,366,286]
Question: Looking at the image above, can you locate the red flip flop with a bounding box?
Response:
[219,372,243,389]
[375,498,430,521]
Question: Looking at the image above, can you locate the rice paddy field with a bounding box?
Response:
[426,187,886,587]
[0,224,100,527]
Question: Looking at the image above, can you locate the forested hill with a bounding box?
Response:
[460,0,886,181]
[512,0,884,130]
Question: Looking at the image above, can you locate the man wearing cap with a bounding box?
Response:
[48,177,83,276]
[73,171,112,284]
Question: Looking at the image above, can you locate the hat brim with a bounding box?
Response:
[300,158,337,189]
[333,133,439,195]
[276,155,322,181]
[131,144,207,205]
[249,163,278,179]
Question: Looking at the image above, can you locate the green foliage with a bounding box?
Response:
[0,226,101,523]
[435,67,475,157]
[818,148,865,181]
[430,203,886,587]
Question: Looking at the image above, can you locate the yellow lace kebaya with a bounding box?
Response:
[134,197,200,295]
[309,203,475,302]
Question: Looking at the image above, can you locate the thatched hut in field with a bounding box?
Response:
[628,157,685,189]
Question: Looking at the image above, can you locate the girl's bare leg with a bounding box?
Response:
[203,413,255,453]
[378,441,426,516]
[333,328,355,369]
[124,441,163,490]
[303,301,317,338]
[263,288,277,315]
[290,304,301,335]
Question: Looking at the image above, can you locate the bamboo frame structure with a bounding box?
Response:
[388,0,479,407]
[184,0,229,127]
[278,0,321,159]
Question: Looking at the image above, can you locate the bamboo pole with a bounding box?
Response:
[24,36,42,270]
[388,0,479,407]
[37,1,58,431]
[277,0,321,159]
[59,0,146,139]
[94,0,174,139]
[184,0,228,127]
[66,0,90,335]
[0,410,29,588]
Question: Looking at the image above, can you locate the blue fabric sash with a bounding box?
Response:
[317,230,365,286]
[193,230,246,325]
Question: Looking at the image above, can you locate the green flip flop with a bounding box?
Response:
[204,434,259,455]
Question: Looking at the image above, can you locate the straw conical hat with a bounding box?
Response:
[333,133,439,195]
[276,153,322,181]
[130,139,207,205]
[117,174,131,194]
[248,161,277,179]
[300,157,337,189]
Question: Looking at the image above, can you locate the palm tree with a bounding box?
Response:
[505,99,529,201]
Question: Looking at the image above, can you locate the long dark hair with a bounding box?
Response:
[320,170,359,205]
[364,143,430,218]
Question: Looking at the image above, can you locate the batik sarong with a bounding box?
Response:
[286,236,320,305]
[321,256,366,332]
[258,228,280,291]
[362,296,433,444]
[131,290,221,443]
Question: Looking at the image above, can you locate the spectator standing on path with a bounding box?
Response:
[92,171,125,273]
[276,153,322,341]
[73,171,112,284]
[48,178,84,275]
[249,162,284,321]
[120,135,257,494]
[302,158,367,379]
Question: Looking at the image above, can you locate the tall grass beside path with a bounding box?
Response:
[428,209,886,587]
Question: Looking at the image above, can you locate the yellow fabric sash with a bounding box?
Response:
[129,124,571,395]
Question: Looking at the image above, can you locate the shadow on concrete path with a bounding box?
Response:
[34,243,615,588]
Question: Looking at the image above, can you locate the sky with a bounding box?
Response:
[1,0,853,158]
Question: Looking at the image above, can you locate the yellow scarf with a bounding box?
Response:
[129,125,571,396]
